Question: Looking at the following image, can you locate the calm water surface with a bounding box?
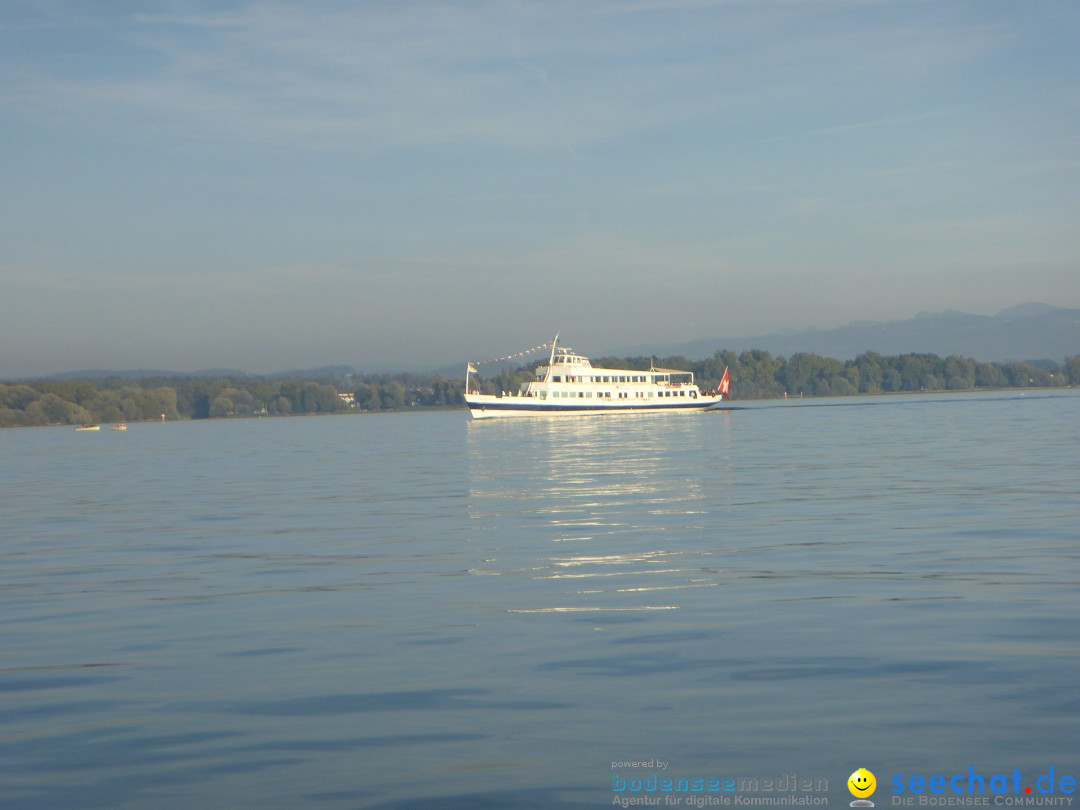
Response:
[2,392,1079,808]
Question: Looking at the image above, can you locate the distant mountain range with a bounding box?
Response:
[18,303,1077,383]
[37,365,357,382]
[609,303,1080,364]
[41,367,251,381]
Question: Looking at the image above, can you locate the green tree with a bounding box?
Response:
[944,356,976,390]
[297,382,345,413]
[24,393,93,425]
[209,387,255,417]
[0,407,28,427]
[898,354,944,390]
[735,350,786,399]
[0,384,41,410]
[88,390,125,422]
[852,353,885,393]
[352,383,380,410]
[974,363,1007,388]
[380,381,406,409]
[1064,356,1080,385]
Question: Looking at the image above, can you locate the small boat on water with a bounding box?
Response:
[74,424,100,431]
[464,335,729,419]
[110,424,127,431]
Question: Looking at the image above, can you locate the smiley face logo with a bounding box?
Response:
[848,768,877,798]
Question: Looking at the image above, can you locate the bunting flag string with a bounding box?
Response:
[470,341,553,367]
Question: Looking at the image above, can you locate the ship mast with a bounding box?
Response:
[544,333,559,382]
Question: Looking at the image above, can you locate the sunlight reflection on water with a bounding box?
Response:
[1,393,1078,808]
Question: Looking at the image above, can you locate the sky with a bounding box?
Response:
[2,0,1079,377]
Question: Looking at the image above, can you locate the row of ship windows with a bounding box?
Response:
[540,390,690,399]
[549,375,656,384]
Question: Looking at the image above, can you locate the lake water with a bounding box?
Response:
[2,391,1079,809]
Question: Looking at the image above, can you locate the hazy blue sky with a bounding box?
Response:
[2,0,1078,376]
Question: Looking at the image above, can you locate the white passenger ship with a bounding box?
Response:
[464,336,729,419]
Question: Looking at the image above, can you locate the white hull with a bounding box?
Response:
[466,393,726,419]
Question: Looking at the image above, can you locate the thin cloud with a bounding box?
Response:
[752,107,967,145]
[2,1,1012,151]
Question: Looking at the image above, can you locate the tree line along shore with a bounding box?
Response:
[2,350,1077,428]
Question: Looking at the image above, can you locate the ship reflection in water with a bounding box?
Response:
[466,411,735,615]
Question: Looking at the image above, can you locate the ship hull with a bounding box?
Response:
[465,394,725,419]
